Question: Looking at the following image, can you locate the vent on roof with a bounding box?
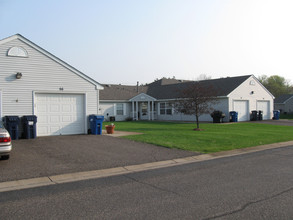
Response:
[105,85,111,87]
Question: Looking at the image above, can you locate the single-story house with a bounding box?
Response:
[99,75,274,122]
[0,34,103,136]
[274,94,293,114]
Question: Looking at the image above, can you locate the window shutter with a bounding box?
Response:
[158,103,160,115]
[113,104,116,116]
[123,103,126,116]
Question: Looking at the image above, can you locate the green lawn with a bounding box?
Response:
[104,121,293,153]
[280,114,293,120]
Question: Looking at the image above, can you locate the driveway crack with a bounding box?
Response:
[203,186,293,220]
[47,176,57,184]
[123,174,182,196]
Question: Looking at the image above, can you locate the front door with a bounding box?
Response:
[140,102,148,120]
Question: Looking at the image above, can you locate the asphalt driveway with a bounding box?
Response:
[250,119,293,126]
[0,134,198,182]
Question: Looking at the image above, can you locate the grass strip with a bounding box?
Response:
[104,121,293,153]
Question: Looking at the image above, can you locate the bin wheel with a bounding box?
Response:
[1,155,9,160]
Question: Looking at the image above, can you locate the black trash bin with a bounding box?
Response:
[3,116,20,140]
[211,111,225,123]
[22,115,37,139]
[109,116,115,122]
[250,110,258,121]
[229,111,238,122]
[89,115,104,135]
[258,110,263,120]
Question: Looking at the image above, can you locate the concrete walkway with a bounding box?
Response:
[1,140,293,193]
[102,130,143,137]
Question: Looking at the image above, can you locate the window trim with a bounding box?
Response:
[159,102,172,115]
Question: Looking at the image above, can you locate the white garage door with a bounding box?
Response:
[257,101,270,120]
[35,93,85,136]
[233,100,249,121]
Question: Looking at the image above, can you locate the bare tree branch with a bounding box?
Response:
[174,82,218,130]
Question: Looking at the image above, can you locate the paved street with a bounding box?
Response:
[1,145,293,219]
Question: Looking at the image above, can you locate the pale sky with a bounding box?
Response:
[1,0,293,85]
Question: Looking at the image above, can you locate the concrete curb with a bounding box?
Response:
[1,141,293,193]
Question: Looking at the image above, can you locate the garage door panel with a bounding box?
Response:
[257,101,270,120]
[62,104,72,112]
[62,125,83,135]
[38,115,48,124]
[233,100,249,121]
[50,126,62,134]
[50,104,60,112]
[37,104,47,113]
[35,93,85,136]
[62,115,72,123]
[37,126,49,136]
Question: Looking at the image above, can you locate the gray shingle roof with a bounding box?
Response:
[100,75,252,101]
[274,94,293,104]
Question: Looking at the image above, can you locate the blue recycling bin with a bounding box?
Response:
[22,115,37,139]
[89,115,104,135]
[273,110,280,120]
[3,116,20,140]
[229,111,238,122]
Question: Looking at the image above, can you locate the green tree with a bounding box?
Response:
[258,75,292,97]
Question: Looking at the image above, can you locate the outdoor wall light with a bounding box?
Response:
[16,72,22,79]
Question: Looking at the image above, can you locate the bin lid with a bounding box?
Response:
[89,115,104,121]
[23,115,37,122]
[4,116,20,122]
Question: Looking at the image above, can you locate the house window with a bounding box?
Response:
[116,103,124,115]
[7,46,28,57]
[160,102,172,115]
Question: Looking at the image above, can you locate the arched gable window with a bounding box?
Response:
[7,46,28,57]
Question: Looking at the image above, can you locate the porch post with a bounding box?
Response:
[152,101,154,120]
[132,101,134,120]
[148,101,150,120]
[136,101,138,120]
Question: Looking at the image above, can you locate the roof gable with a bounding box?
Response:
[129,93,156,101]
[0,34,103,90]
[274,94,293,104]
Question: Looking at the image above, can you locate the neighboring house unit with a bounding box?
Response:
[99,75,274,122]
[274,94,293,114]
[0,34,103,136]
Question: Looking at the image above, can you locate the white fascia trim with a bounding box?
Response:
[283,96,293,104]
[156,99,176,102]
[229,75,274,99]
[1,34,104,90]
[100,100,130,103]
[34,90,88,95]
[252,75,275,99]
[129,93,157,101]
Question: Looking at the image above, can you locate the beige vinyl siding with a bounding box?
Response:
[0,38,98,117]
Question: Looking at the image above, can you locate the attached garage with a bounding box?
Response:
[233,100,249,121]
[257,101,270,120]
[35,93,86,136]
[0,34,103,137]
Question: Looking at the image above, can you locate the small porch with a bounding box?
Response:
[129,93,157,121]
